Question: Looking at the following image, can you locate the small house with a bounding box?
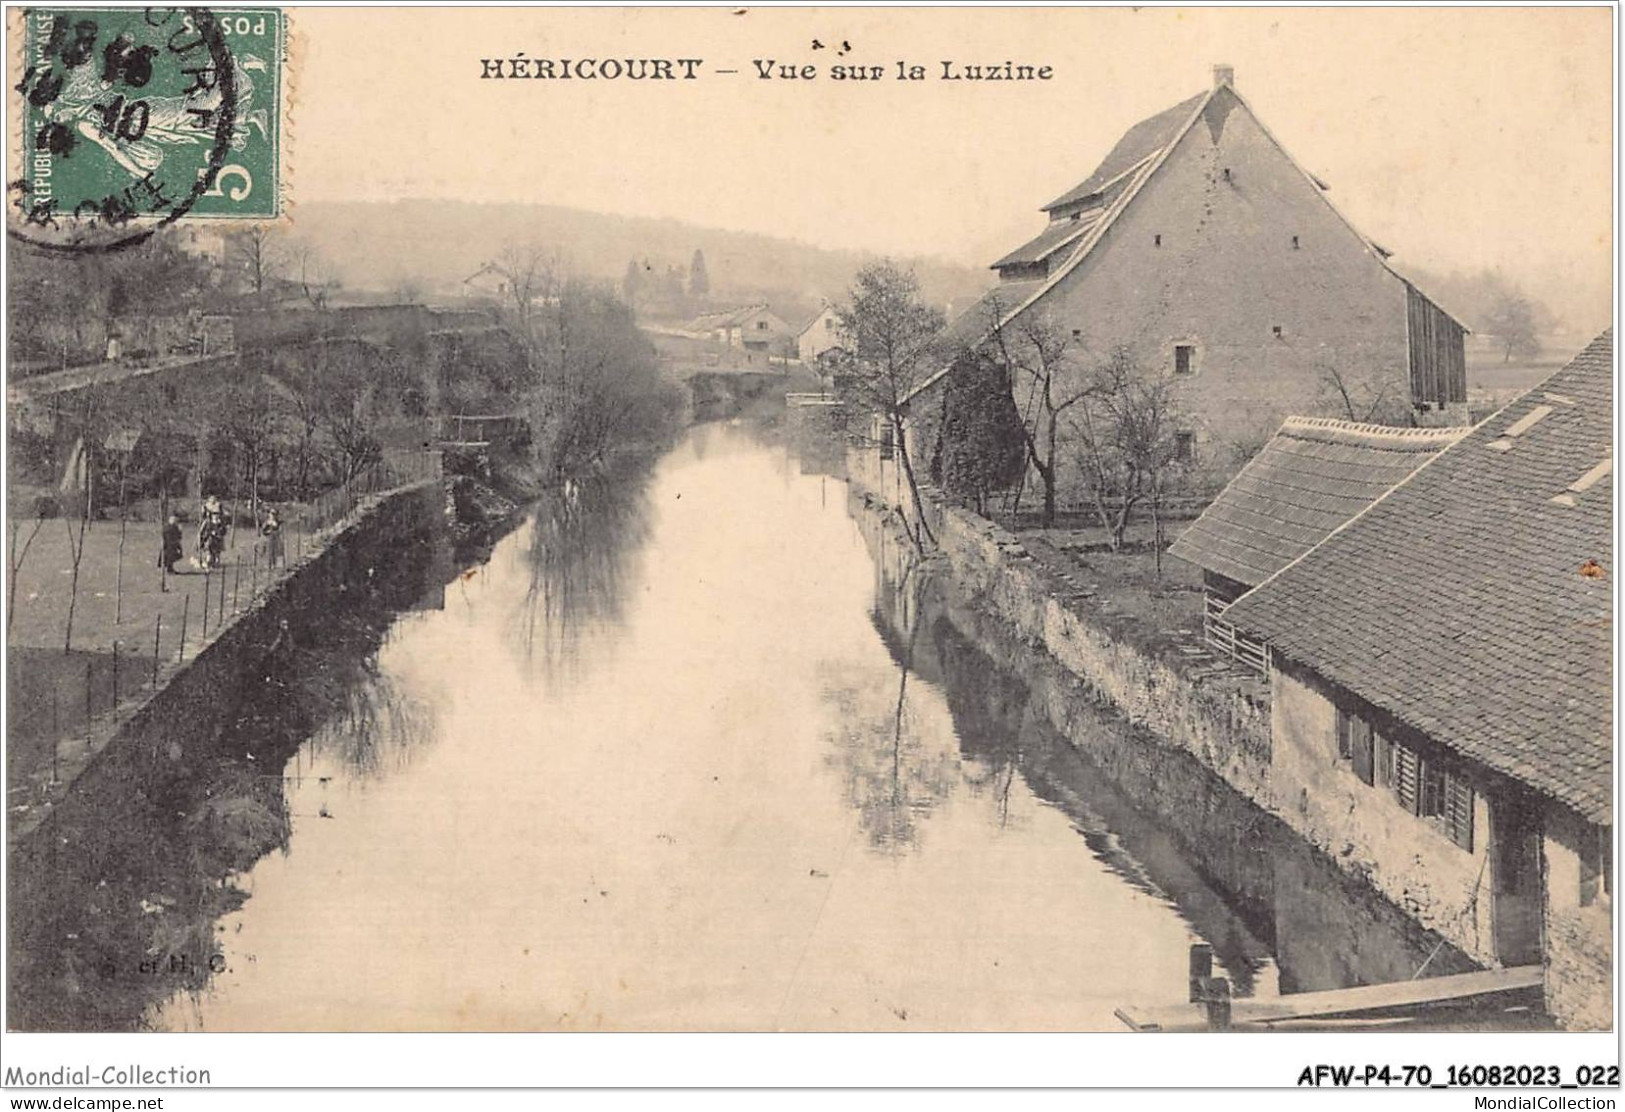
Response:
[795,304,845,363]
[687,305,792,353]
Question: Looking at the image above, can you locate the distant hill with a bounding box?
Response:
[280,200,994,326]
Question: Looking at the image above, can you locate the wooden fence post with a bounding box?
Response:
[178,594,190,661]
[111,640,120,706]
[152,615,162,687]
[202,569,210,636]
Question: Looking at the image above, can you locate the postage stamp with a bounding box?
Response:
[11,6,282,251]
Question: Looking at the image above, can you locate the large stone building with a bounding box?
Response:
[904,65,1469,502]
[1216,332,1613,1029]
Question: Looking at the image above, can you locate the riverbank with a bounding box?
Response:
[6,479,445,849]
[840,452,1526,1006]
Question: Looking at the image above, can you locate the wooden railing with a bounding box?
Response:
[1203,593,1270,675]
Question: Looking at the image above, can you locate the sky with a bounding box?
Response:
[288,6,1614,330]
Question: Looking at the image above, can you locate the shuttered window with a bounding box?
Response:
[1394,744,1421,814]
[1374,732,1394,788]
[1420,762,1446,819]
[1442,773,1475,852]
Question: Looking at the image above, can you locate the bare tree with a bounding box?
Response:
[1069,347,1187,554]
[1317,360,1405,425]
[61,389,104,653]
[488,245,560,385]
[836,261,947,550]
[229,225,282,298]
[7,501,45,638]
[987,306,1097,526]
[295,244,339,310]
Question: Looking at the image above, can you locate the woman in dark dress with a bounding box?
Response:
[159,514,183,575]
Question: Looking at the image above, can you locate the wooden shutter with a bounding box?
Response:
[1351,717,1374,786]
[1336,708,1352,761]
[1374,732,1393,788]
[1394,744,1421,814]
[1442,772,1474,852]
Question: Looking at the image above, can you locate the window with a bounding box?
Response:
[1174,432,1195,463]
[1291,235,1300,250]
[1222,168,1232,182]
[1272,325,1284,338]
[1385,733,1474,851]
[1581,826,1612,907]
[1071,329,1083,340]
[1441,773,1474,852]
[878,421,895,461]
[1173,344,1195,376]
[756,320,769,331]
[1153,234,1162,248]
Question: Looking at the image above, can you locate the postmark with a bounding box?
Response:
[10,6,282,253]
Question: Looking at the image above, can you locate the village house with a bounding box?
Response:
[1170,416,1468,669]
[902,64,1469,502]
[687,304,792,354]
[795,303,845,364]
[1213,332,1613,1030]
[462,263,513,301]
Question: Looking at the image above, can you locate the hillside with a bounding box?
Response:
[280,200,994,325]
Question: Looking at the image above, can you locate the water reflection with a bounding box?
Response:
[8,421,1493,1033]
[850,488,1481,1001]
[7,522,445,1031]
[516,471,654,680]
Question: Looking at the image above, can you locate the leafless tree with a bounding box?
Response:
[1069,347,1187,555]
[229,225,282,298]
[7,500,45,638]
[836,261,947,550]
[488,244,561,384]
[986,305,1098,526]
[1316,360,1409,425]
[295,244,338,310]
[61,389,104,653]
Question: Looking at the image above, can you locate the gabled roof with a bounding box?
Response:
[1224,332,1614,823]
[689,304,771,331]
[794,304,838,337]
[1171,417,1467,588]
[907,77,1464,405]
[1042,92,1207,213]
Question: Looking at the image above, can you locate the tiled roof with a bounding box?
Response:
[1042,92,1207,212]
[1170,417,1466,587]
[1224,332,1614,823]
[991,208,1107,270]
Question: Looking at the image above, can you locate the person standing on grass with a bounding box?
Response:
[198,495,227,570]
[261,507,284,568]
[159,513,184,577]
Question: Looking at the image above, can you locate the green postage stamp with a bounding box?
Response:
[13,6,283,248]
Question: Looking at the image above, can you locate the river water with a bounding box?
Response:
[10,421,1472,1032]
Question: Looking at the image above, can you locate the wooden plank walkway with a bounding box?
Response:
[1116,965,1543,1032]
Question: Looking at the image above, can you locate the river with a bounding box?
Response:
[10,421,1474,1032]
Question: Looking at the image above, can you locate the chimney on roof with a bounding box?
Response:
[1212,64,1235,89]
